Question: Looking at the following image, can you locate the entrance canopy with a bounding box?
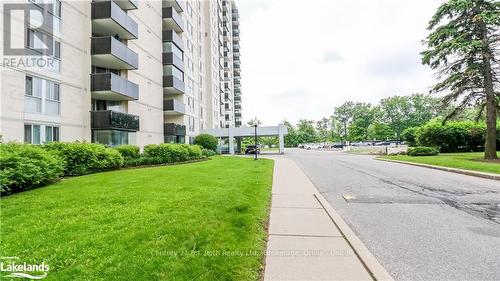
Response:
[201,124,288,154]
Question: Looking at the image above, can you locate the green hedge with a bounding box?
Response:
[407,146,439,156]
[202,149,217,157]
[1,142,206,195]
[415,121,487,153]
[44,142,124,176]
[143,143,204,163]
[0,143,64,193]
[114,145,140,160]
[193,134,218,151]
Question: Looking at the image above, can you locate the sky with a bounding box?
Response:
[236,0,444,126]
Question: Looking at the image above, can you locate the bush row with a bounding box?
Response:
[407,146,439,156]
[1,141,216,195]
[403,121,500,153]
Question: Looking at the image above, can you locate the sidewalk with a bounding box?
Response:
[263,156,393,281]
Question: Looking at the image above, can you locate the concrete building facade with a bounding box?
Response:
[0,0,242,147]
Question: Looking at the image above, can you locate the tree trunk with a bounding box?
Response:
[480,20,497,159]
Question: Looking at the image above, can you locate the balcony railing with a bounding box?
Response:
[163,99,185,115]
[163,30,184,51]
[162,7,184,32]
[91,73,138,101]
[163,0,183,13]
[164,123,186,136]
[91,1,138,39]
[163,75,185,94]
[91,36,139,70]
[162,52,184,71]
[91,110,139,131]
[113,0,138,10]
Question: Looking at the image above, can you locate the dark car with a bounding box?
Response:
[245,145,260,154]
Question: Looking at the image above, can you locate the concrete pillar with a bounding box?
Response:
[278,124,285,154]
[228,127,235,155]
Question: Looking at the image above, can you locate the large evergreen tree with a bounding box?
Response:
[422,0,499,159]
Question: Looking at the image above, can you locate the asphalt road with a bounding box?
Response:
[285,148,500,281]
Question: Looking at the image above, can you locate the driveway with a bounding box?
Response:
[285,148,500,281]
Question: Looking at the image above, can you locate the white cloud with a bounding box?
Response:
[237,0,443,125]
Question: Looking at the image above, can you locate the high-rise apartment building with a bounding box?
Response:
[0,0,242,148]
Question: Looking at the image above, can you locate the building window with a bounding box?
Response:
[45,126,60,142]
[25,75,60,116]
[24,124,59,144]
[92,130,133,146]
[188,116,195,132]
[54,0,62,18]
[164,65,184,82]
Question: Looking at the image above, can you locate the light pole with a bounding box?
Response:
[254,124,258,160]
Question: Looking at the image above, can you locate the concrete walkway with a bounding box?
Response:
[263,156,393,281]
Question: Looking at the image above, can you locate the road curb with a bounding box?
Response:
[314,193,394,281]
[376,158,500,181]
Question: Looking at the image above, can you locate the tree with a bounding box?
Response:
[422,0,499,159]
[316,117,332,141]
[350,103,376,140]
[368,122,395,141]
[283,121,298,147]
[333,102,355,142]
[378,94,440,139]
[296,119,318,144]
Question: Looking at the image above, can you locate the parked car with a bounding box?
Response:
[245,145,260,154]
[305,144,322,150]
[332,142,344,149]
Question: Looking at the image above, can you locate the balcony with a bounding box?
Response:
[91,73,138,101]
[162,52,184,71]
[235,112,241,118]
[91,36,139,70]
[163,30,184,51]
[234,104,241,110]
[163,75,185,94]
[163,0,183,13]
[164,123,186,136]
[113,0,138,10]
[91,1,138,40]
[163,99,185,115]
[162,7,184,32]
[91,110,139,131]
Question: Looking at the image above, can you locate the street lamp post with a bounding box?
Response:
[254,124,258,160]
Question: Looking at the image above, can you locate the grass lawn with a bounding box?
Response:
[0,156,274,281]
[380,152,500,174]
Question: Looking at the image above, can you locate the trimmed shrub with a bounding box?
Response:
[123,156,164,167]
[185,144,203,159]
[143,144,203,163]
[416,121,486,152]
[0,143,64,193]
[202,149,217,157]
[407,146,439,156]
[193,134,218,151]
[402,127,419,147]
[44,142,124,176]
[114,145,140,160]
